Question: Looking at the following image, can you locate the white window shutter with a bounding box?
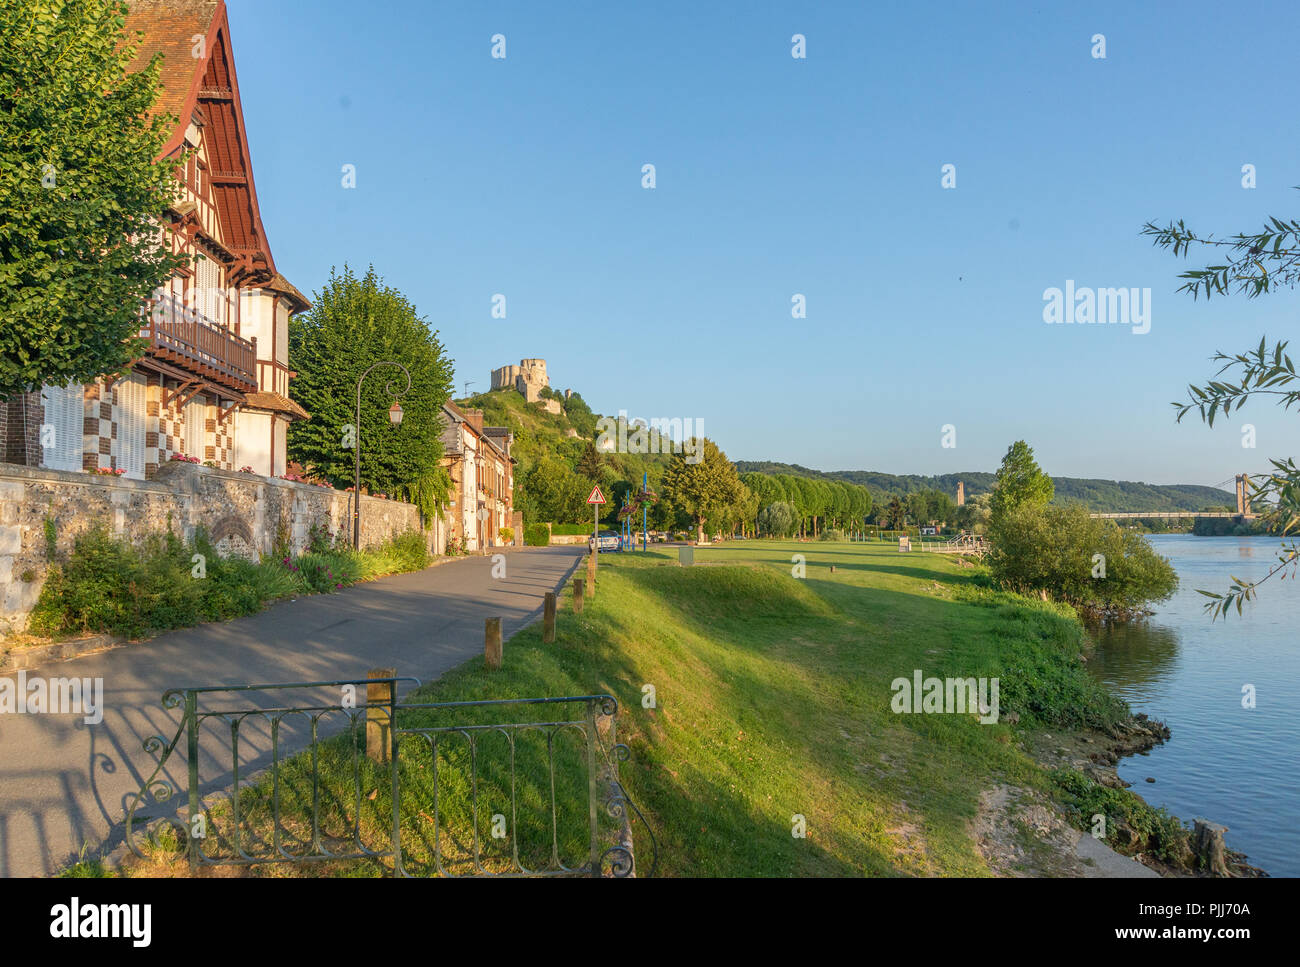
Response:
[186,396,205,460]
[40,383,84,472]
[116,377,146,479]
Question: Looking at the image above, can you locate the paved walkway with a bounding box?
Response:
[0,546,584,877]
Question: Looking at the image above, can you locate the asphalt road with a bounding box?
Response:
[0,546,584,878]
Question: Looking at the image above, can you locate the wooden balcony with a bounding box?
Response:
[139,295,257,395]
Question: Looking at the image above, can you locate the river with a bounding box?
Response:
[1088,534,1300,877]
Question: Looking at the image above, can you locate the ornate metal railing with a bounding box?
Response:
[392,695,656,877]
[125,679,655,877]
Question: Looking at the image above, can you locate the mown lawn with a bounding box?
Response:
[115,540,1125,878]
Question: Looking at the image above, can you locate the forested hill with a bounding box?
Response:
[733,462,1236,513]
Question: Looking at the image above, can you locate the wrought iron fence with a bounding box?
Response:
[125,678,655,877]
[391,694,655,877]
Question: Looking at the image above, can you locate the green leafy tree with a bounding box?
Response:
[732,482,759,537]
[906,492,930,525]
[563,392,597,438]
[954,493,991,534]
[1144,209,1300,616]
[576,440,608,484]
[287,266,453,514]
[521,455,589,524]
[988,441,1054,524]
[793,477,821,537]
[0,0,188,398]
[661,438,746,543]
[881,495,907,530]
[846,485,872,534]
[926,490,956,525]
[758,500,797,537]
[774,474,803,535]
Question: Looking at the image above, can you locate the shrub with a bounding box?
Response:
[296,551,361,592]
[524,523,551,546]
[28,523,433,641]
[498,527,515,544]
[307,522,333,554]
[1050,768,1189,862]
[384,531,430,572]
[987,503,1177,617]
[30,524,202,638]
[819,528,845,542]
[198,554,268,621]
[757,501,796,538]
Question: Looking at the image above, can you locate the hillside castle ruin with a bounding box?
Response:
[491,358,570,414]
[491,358,549,402]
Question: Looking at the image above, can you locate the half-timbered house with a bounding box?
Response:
[2,0,309,479]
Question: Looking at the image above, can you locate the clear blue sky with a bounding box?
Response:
[226,0,1300,488]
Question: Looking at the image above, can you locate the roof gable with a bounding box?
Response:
[124,0,277,281]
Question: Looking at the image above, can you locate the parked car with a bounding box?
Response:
[589,531,622,552]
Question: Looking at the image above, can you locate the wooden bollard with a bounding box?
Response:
[573,576,585,613]
[543,592,556,643]
[485,617,503,669]
[586,553,597,599]
[366,667,396,764]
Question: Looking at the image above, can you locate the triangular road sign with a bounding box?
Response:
[586,485,607,505]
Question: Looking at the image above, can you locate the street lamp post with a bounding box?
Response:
[353,360,411,549]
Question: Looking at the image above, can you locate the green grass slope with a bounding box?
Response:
[120,541,1132,879]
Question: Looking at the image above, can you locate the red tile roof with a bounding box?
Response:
[121,0,221,134]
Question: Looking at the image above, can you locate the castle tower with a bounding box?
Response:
[956,481,965,507]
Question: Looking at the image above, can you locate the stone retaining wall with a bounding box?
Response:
[0,461,431,633]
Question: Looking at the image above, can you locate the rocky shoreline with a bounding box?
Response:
[1031,713,1267,878]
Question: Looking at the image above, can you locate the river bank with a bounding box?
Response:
[68,539,1270,878]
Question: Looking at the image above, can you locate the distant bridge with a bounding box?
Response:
[1090,511,1244,520]
[1088,474,1255,521]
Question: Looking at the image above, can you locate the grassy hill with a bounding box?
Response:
[734,462,1235,513]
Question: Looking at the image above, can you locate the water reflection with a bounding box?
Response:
[1090,535,1299,877]
[1086,620,1179,689]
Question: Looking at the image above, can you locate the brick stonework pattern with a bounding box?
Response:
[1,393,41,467]
[144,373,160,477]
[213,411,234,469]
